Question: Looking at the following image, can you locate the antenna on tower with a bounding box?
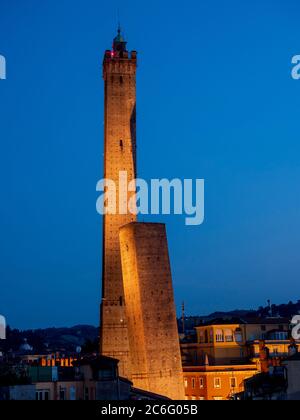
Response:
[181,301,185,336]
[267,299,273,317]
[117,8,121,33]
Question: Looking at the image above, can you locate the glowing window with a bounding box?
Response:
[225,329,234,342]
[215,329,224,342]
[214,378,221,389]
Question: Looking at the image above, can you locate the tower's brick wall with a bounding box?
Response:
[119,222,185,400]
[100,48,137,379]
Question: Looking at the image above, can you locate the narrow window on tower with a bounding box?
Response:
[120,139,123,149]
[120,76,123,84]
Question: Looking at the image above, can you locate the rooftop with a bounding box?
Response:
[183,364,258,373]
[196,317,290,328]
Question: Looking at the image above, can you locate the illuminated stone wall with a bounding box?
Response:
[119,222,185,400]
[100,47,137,379]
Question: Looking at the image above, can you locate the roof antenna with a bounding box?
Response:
[117,8,121,34]
[181,301,185,336]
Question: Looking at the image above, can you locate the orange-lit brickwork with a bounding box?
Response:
[119,222,184,400]
[99,31,137,379]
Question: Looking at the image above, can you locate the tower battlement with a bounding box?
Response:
[104,49,137,61]
[103,47,137,79]
[103,52,137,78]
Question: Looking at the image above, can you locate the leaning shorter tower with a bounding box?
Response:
[119,222,184,400]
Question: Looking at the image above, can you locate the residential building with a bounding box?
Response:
[183,364,258,400]
[181,317,296,400]
[182,317,292,366]
[0,355,169,400]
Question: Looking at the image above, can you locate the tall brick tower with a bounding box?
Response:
[100,28,137,378]
[119,223,185,400]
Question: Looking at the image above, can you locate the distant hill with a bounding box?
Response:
[2,299,300,353]
[178,300,300,333]
[1,325,98,354]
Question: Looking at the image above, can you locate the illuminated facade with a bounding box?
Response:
[183,364,258,400]
[182,318,291,366]
[181,317,296,400]
[119,222,185,400]
[99,29,137,378]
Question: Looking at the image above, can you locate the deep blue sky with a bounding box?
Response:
[1,0,300,329]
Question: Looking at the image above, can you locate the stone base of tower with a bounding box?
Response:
[119,222,185,400]
[100,303,131,379]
